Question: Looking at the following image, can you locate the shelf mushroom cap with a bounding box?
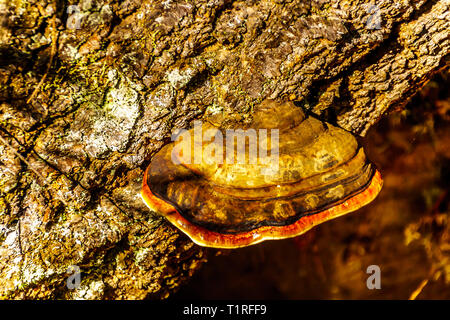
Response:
[141,100,383,248]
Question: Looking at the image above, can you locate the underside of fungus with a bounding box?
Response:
[141,100,383,248]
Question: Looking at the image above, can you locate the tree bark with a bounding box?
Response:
[0,0,448,299]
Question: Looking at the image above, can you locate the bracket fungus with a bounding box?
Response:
[141,100,383,248]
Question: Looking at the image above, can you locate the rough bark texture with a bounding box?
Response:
[0,0,448,299]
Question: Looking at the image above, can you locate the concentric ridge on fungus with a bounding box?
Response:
[141,100,383,248]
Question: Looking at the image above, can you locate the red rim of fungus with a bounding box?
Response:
[141,167,383,249]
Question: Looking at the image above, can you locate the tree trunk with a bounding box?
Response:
[0,0,448,299]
